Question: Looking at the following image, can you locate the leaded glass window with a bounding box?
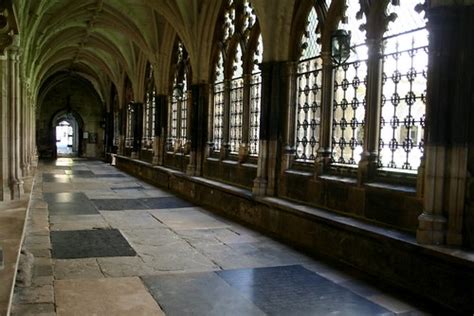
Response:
[142,63,155,150]
[331,0,367,166]
[211,0,262,157]
[167,41,190,153]
[230,45,244,154]
[125,106,133,148]
[249,34,263,156]
[295,7,322,162]
[379,1,428,171]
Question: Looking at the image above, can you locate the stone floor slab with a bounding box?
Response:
[142,196,193,209]
[54,258,104,280]
[48,202,98,215]
[142,272,265,316]
[55,277,164,316]
[91,198,149,210]
[217,265,391,316]
[51,229,136,259]
[150,208,229,230]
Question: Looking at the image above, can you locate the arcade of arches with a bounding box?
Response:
[0,0,474,314]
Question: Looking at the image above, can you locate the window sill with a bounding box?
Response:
[319,174,357,184]
[284,169,313,178]
[364,182,417,194]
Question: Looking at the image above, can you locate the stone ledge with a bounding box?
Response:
[115,155,474,314]
[0,172,36,315]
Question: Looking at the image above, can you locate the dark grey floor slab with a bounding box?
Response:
[42,173,71,183]
[94,174,126,178]
[51,229,137,259]
[141,197,193,209]
[48,202,99,215]
[217,265,391,316]
[111,186,143,191]
[64,170,95,178]
[91,199,149,210]
[43,192,91,204]
[142,272,265,316]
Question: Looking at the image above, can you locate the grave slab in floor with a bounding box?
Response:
[142,272,266,316]
[43,192,90,204]
[94,174,126,178]
[51,229,136,259]
[216,265,391,315]
[142,196,193,209]
[91,198,149,210]
[48,202,98,215]
[42,174,71,183]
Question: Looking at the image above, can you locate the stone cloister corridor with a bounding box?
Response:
[1,0,474,314]
[9,159,454,315]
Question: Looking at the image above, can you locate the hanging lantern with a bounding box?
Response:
[331,29,351,66]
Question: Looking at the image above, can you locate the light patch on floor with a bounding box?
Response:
[55,277,164,316]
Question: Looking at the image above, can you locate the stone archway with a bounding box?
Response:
[50,109,84,158]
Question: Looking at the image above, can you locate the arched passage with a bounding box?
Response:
[51,110,84,157]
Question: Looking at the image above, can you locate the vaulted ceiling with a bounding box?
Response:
[13,0,313,109]
[15,0,226,107]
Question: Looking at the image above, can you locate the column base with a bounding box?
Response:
[22,164,30,177]
[416,212,446,245]
[10,179,24,200]
[252,177,268,196]
[0,246,3,271]
[186,163,196,176]
[447,231,463,246]
[358,152,379,184]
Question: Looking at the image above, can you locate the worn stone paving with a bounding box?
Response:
[10,158,443,315]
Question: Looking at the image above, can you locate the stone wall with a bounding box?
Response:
[37,77,104,159]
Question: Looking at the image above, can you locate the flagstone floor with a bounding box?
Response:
[10,158,453,315]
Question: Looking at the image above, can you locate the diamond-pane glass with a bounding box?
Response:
[230,78,244,154]
[213,82,225,152]
[295,57,322,161]
[249,73,261,156]
[332,61,367,165]
[379,4,427,171]
[379,28,427,171]
[300,7,320,60]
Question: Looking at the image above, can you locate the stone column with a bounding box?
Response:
[117,106,126,155]
[357,37,383,183]
[186,84,208,176]
[281,62,297,172]
[417,5,473,246]
[104,111,114,154]
[253,61,287,196]
[152,94,167,165]
[0,54,10,201]
[131,102,143,159]
[20,78,29,176]
[239,74,252,162]
[220,80,231,160]
[315,51,335,176]
[7,43,24,199]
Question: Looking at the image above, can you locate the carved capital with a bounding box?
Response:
[0,2,18,55]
